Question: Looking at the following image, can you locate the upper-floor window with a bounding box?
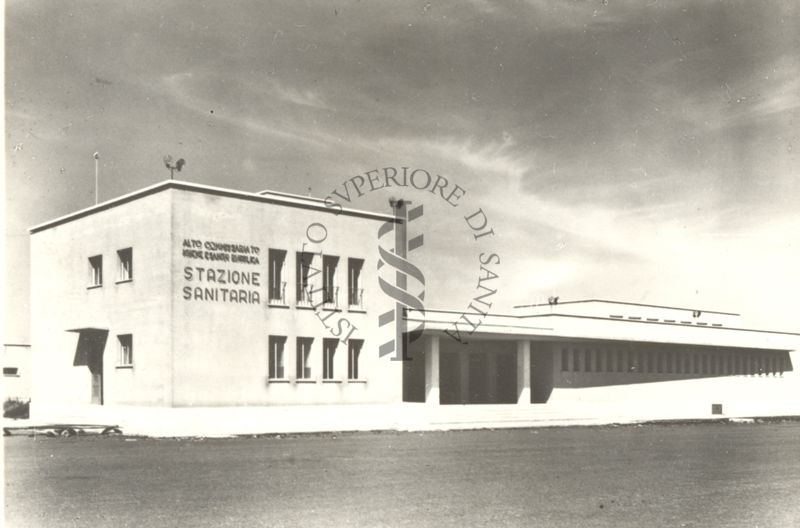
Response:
[348,258,364,309]
[118,334,133,366]
[296,252,318,307]
[322,255,339,308]
[117,248,133,282]
[88,255,103,287]
[268,249,287,304]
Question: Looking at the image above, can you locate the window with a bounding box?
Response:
[268,336,286,379]
[3,367,19,376]
[348,339,363,380]
[296,252,319,306]
[296,337,313,379]
[561,348,569,371]
[118,334,133,366]
[89,255,103,287]
[348,258,364,309]
[117,248,133,281]
[268,250,287,304]
[323,338,338,380]
[322,255,339,308]
[572,348,580,372]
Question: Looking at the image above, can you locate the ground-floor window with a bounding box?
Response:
[296,337,313,379]
[268,336,286,379]
[557,346,790,379]
[348,339,363,380]
[118,334,133,366]
[323,338,337,380]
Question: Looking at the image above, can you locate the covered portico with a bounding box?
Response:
[402,306,798,407]
[403,333,554,405]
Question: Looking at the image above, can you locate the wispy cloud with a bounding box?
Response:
[158,72,333,149]
[269,81,329,109]
[415,135,535,179]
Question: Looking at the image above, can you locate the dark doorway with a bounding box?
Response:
[89,350,104,405]
[468,353,487,403]
[69,328,109,405]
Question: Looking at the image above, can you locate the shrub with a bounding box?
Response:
[3,398,30,419]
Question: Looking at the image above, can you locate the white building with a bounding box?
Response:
[27,180,800,435]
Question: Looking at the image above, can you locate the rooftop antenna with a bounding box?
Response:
[93,152,100,205]
[163,155,186,180]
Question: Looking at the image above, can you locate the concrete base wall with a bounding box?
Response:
[27,390,800,437]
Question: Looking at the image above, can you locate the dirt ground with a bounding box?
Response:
[5,421,800,527]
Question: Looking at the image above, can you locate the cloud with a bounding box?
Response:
[5,0,799,336]
[158,72,334,149]
[270,82,329,109]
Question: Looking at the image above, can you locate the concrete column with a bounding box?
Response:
[424,334,440,404]
[459,352,470,404]
[517,339,531,404]
[486,353,498,402]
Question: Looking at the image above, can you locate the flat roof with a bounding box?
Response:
[513,299,739,316]
[29,180,396,234]
[407,309,799,350]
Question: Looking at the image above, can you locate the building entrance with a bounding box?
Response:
[89,352,103,405]
[69,328,108,405]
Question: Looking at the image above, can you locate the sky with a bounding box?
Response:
[5,0,799,342]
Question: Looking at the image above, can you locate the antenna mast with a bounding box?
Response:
[163,155,187,180]
[93,152,100,205]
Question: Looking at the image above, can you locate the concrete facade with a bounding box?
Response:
[27,180,800,433]
[30,181,399,418]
